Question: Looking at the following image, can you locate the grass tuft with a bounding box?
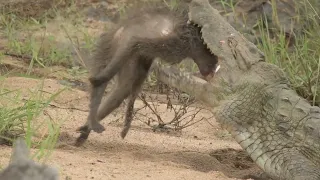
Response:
[0,78,64,162]
[257,0,320,106]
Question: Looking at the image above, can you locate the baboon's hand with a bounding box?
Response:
[89,76,104,87]
[75,125,90,147]
[75,133,90,147]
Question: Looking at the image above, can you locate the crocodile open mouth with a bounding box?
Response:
[198,20,220,75]
[187,20,221,81]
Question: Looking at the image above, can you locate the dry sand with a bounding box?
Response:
[0,77,262,180]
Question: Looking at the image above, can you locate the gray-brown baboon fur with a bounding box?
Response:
[75,1,219,146]
[0,138,59,180]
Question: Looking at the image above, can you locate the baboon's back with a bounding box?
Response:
[88,1,191,74]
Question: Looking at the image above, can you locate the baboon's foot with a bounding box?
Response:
[89,76,104,87]
[89,121,105,133]
[75,132,90,147]
[76,124,89,133]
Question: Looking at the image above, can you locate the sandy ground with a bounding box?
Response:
[0,77,263,180]
[0,1,268,179]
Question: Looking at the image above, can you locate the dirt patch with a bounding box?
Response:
[210,148,267,179]
[0,77,263,179]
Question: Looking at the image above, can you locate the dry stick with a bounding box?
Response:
[134,112,157,126]
[168,108,202,130]
[139,93,164,124]
[133,89,193,130]
[61,25,87,68]
[177,117,205,130]
[138,88,204,130]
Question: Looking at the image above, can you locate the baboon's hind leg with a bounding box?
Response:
[87,39,134,132]
[75,82,108,146]
[75,77,132,146]
[89,39,133,87]
[76,60,139,145]
[121,57,153,139]
[76,57,152,145]
[95,80,132,122]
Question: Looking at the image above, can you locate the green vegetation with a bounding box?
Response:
[0,78,65,162]
[0,0,86,165]
[256,0,320,106]
[218,0,320,106]
[0,0,95,71]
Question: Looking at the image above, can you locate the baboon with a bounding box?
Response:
[75,1,219,146]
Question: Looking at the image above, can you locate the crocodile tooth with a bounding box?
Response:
[215,65,221,73]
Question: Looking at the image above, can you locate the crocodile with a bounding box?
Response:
[153,0,320,179]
